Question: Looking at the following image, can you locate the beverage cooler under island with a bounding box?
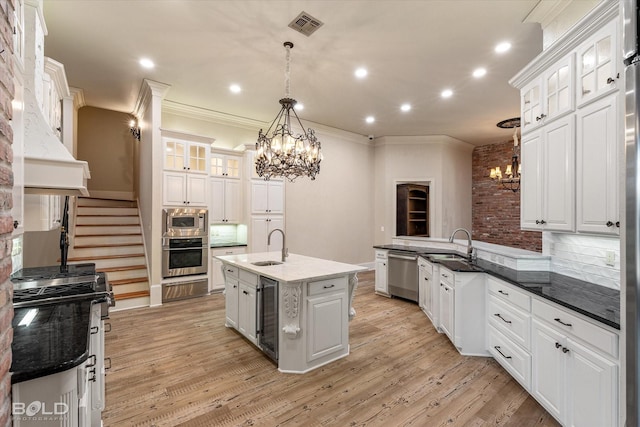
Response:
[216,253,367,373]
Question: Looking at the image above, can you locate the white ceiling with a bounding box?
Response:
[42,0,544,146]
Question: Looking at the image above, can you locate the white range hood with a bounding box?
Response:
[21,0,90,197]
[23,86,90,196]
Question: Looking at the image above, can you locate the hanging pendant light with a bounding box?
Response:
[490,117,521,192]
[255,42,322,181]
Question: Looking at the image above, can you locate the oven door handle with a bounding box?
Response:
[162,246,207,251]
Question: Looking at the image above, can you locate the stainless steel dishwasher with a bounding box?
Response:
[387,251,419,302]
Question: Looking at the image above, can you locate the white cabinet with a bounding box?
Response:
[89,303,106,425]
[210,246,246,292]
[418,256,436,325]
[520,55,574,133]
[531,318,618,427]
[238,281,258,345]
[251,180,284,214]
[162,135,210,207]
[210,178,242,223]
[531,297,619,426]
[576,94,620,234]
[224,265,239,328]
[163,172,208,207]
[576,19,619,107]
[306,277,348,362]
[251,216,284,253]
[521,115,575,232]
[439,281,454,342]
[210,152,241,178]
[374,250,388,296]
[438,267,487,356]
[11,72,24,236]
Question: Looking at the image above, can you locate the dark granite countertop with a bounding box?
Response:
[210,242,248,248]
[11,300,93,384]
[11,263,97,281]
[373,244,620,330]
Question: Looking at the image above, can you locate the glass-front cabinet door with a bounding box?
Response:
[576,19,618,107]
[164,139,186,171]
[545,55,574,120]
[210,152,242,178]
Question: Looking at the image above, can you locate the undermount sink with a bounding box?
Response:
[427,254,468,261]
[251,261,283,266]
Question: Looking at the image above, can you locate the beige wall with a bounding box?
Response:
[373,136,474,245]
[284,127,375,265]
[77,106,135,198]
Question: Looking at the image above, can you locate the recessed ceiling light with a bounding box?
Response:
[495,42,511,53]
[401,103,412,112]
[355,68,368,79]
[365,116,375,124]
[441,89,453,98]
[229,84,241,93]
[139,58,155,69]
[473,68,487,78]
[295,102,304,111]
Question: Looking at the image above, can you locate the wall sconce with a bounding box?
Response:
[129,119,141,141]
[490,117,521,192]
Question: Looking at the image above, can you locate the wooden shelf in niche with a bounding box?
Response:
[396,184,429,236]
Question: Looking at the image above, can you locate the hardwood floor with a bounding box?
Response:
[102,271,559,427]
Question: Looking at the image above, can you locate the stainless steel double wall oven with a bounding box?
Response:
[162,208,209,278]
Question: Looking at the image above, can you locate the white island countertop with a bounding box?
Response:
[215,252,367,282]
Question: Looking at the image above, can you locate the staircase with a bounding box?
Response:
[68,197,150,310]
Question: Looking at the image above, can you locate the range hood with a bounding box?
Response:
[23,86,90,197]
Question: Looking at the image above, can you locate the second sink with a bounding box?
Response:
[251,261,283,266]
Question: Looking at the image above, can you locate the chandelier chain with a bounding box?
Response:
[284,43,291,98]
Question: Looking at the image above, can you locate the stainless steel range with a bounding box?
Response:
[11,263,114,316]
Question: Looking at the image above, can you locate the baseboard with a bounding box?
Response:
[87,190,135,201]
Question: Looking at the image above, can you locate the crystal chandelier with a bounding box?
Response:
[255,42,322,181]
[490,118,521,192]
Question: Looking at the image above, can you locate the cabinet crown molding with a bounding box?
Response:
[510,0,618,89]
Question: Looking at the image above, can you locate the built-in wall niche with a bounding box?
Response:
[396,183,429,237]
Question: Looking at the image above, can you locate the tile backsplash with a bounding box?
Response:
[210,224,247,245]
[544,232,620,290]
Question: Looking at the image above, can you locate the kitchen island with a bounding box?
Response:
[216,252,367,373]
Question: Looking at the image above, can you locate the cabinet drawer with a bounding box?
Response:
[487,276,531,312]
[418,257,432,274]
[211,247,246,257]
[532,298,618,358]
[308,276,348,296]
[488,294,531,350]
[375,250,388,260]
[239,269,258,286]
[222,264,239,278]
[488,326,531,391]
[440,267,454,287]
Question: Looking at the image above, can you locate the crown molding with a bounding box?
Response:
[132,78,171,119]
[162,100,267,130]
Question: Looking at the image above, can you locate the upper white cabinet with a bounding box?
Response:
[210,150,243,223]
[210,152,241,179]
[576,19,619,107]
[251,180,284,215]
[576,94,620,235]
[521,115,575,232]
[520,55,574,133]
[210,178,241,223]
[164,138,209,174]
[162,134,210,207]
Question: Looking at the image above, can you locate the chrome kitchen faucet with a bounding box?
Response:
[268,228,288,262]
[449,227,476,260]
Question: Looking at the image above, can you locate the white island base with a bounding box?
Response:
[217,252,367,374]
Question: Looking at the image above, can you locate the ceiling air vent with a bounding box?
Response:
[288,11,324,37]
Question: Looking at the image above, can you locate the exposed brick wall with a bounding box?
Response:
[0,1,14,426]
[472,139,542,252]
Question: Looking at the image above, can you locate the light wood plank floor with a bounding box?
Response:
[102,270,559,427]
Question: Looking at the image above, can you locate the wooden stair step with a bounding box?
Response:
[114,290,150,301]
[74,243,142,249]
[75,223,139,227]
[77,214,138,217]
[66,253,144,261]
[74,233,141,237]
[110,277,148,286]
[97,265,146,273]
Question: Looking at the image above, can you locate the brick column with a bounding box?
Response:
[0,1,15,426]
[472,140,542,252]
